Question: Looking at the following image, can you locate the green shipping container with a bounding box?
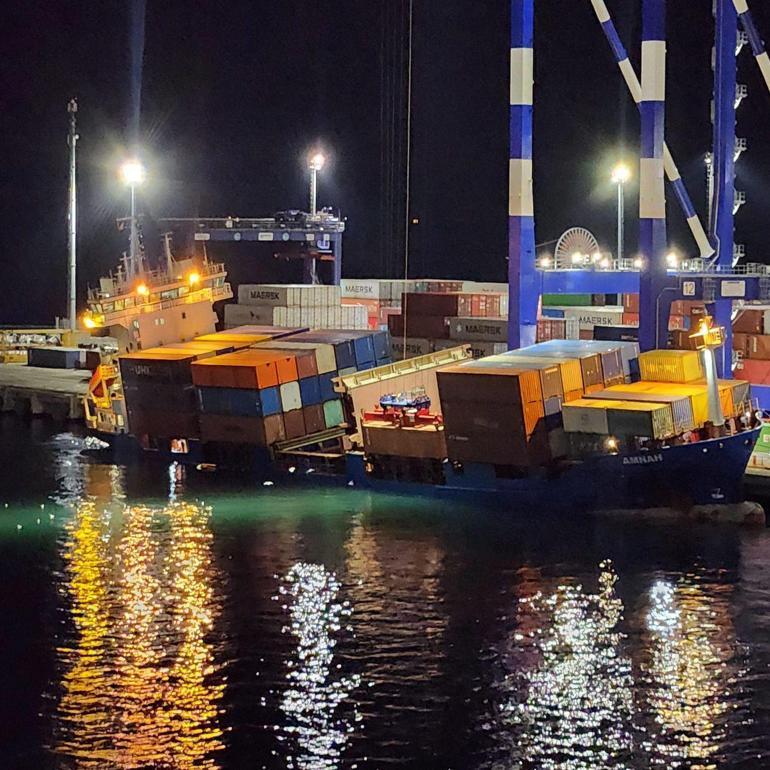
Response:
[542,293,592,307]
[752,423,770,456]
[323,399,345,429]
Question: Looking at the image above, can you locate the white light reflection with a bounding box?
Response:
[640,577,737,767]
[275,563,361,769]
[503,561,635,768]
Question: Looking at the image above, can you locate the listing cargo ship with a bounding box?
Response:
[83,231,233,435]
[96,301,763,518]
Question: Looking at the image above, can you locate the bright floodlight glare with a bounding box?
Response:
[539,256,552,268]
[309,152,326,171]
[666,251,679,268]
[591,252,602,262]
[188,271,201,286]
[571,252,584,265]
[611,163,631,184]
[599,257,610,269]
[83,316,96,329]
[633,257,643,269]
[120,159,146,186]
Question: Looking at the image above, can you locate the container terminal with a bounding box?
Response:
[2,0,770,522]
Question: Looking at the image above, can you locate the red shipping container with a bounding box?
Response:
[388,313,449,339]
[668,315,686,331]
[747,334,770,360]
[736,358,770,385]
[283,409,307,439]
[622,312,639,326]
[733,309,764,334]
[303,404,326,434]
[403,293,461,317]
[733,332,749,356]
[623,293,640,313]
[537,318,567,342]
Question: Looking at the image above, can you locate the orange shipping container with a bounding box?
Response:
[192,350,280,390]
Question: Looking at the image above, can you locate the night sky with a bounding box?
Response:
[2,1,769,324]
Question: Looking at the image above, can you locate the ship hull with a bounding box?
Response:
[345,427,762,513]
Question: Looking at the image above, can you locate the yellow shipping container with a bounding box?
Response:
[639,349,704,383]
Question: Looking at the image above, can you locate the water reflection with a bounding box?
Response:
[503,561,635,769]
[275,562,361,770]
[54,500,225,769]
[639,578,738,769]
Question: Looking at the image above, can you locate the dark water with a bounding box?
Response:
[2,416,770,769]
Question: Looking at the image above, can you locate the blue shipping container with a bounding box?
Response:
[319,372,340,402]
[372,331,390,361]
[260,386,282,416]
[299,376,322,406]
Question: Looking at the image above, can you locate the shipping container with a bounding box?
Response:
[586,387,696,433]
[562,399,620,434]
[199,413,285,445]
[191,350,280,390]
[283,409,307,439]
[298,376,322,406]
[279,380,302,412]
[542,293,592,307]
[196,385,281,418]
[323,399,345,428]
[303,404,326,434]
[388,313,449,340]
[287,331,357,370]
[447,317,507,342]
[593,325,639,343]
[362,421,447,459]
[437,365,546,465]
[747,334,770,360]
[432,339,507,359]
[733,309,764,334]
[517,342,604,389]
[499,351,585,394]
[237,284,341,308]
[389,337,435,360]
[736,358,770,385]
[638,349,704,383]
[124,383,198,413]
[254,339,336,374]
[629,381,710,426]
[480,356,563,399]
[607,401,675,440]
[27,347,85,369]
[127,408,200,439]
[120,349,201,387]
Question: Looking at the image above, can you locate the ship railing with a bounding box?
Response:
[89,261,228,300]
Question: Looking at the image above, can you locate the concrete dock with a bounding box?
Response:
[0,365,90,420]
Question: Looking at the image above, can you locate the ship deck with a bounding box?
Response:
[0,364,91,420]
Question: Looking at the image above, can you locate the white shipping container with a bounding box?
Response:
[461,281,508,294]
[448,318,507,342]
[434,339,507,359]
[562,401,612,434]
[390,337,435,360]
[280,380,302,412]
[256,340,337,374]
[224,303,276,327]
[340,279,381,300]
[560,306,625,331]
[237,284,340,308]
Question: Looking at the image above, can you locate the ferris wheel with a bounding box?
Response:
[553,227,601,268]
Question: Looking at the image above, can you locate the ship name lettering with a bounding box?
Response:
[622,453,664,465]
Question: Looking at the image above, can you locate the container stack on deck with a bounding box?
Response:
[118,325,391,452]
[225,284,369,330]
[733,308,770,384]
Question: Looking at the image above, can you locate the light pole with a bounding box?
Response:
[308,152,325,217]
[611,163,631,262]
[120,159,146,278]
[67,99,78,331]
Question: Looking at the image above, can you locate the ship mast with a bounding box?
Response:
[67,98,79,330]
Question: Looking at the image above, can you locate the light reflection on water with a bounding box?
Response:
[53,500,225,769]
[501,561,635,769]
[274,563,361,769]
[2,420,769,768]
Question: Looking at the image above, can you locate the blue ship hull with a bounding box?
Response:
[346,427,762,512]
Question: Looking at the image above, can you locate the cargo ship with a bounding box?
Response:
[94,303,763,519]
